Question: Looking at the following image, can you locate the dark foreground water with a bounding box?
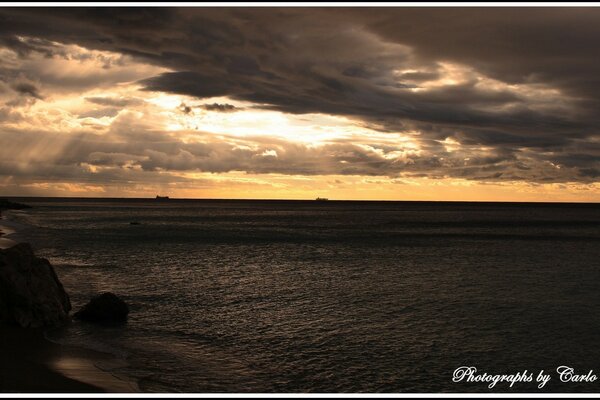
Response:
[3,198,600,392]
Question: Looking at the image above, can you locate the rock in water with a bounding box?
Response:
[74,292,129,323]
[0,243,71,328]
[0,199,32,211]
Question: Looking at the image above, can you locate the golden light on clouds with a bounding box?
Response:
[0,11,598,202]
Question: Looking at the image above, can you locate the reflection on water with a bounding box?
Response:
[7,198,600,392]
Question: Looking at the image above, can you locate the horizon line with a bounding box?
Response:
[2,195,599,205]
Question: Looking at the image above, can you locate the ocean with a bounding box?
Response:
[2,198,600,392]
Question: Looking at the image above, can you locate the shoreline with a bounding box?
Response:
[0,326,138,393]
[44,327,140,393]
[0,211,139,393]
[0,326,101,393]
[0,210,31,249]
[0,217,17,250]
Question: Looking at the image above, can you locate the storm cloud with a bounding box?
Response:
[0,6,598,192]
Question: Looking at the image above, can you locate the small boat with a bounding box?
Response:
[155,195,170,200]
[315,197,329,201]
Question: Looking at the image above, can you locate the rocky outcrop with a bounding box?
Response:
[0,199,32,211]
[74,292,129,324]
[0,243,71,328]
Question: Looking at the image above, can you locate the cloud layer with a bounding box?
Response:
[0,7,598,199]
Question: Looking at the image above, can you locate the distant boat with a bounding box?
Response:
[315,197,329,201]
[155,195,170,200]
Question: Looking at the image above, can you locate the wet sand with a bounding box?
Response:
[0,326,138,393]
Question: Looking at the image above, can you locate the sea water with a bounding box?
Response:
[3,198,600,392]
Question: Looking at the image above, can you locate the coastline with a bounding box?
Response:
[0,326,139,393]
[0,217,17,250]
[0,326,101,393]
[44,328,140,393]
[0,210,139,393]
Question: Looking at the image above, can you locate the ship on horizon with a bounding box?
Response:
[315,197,329,201]
[155,195,170,200]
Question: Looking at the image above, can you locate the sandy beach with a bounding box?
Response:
[0,326,138,393]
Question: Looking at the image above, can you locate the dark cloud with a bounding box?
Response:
[0,35,61,58]
[178,102,192,115]
[202,103,236,112]
[85,96,143,107]
[141,71,234,98]
[11,82,42,99]
[357,8,600,101]
[579,168,600,178]
[0,7,598,183]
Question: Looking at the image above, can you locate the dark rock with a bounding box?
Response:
[0,243,71,328]
[74,292,129,324]
[0,199,32,211]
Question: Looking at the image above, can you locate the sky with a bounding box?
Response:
[0,7,599,201]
